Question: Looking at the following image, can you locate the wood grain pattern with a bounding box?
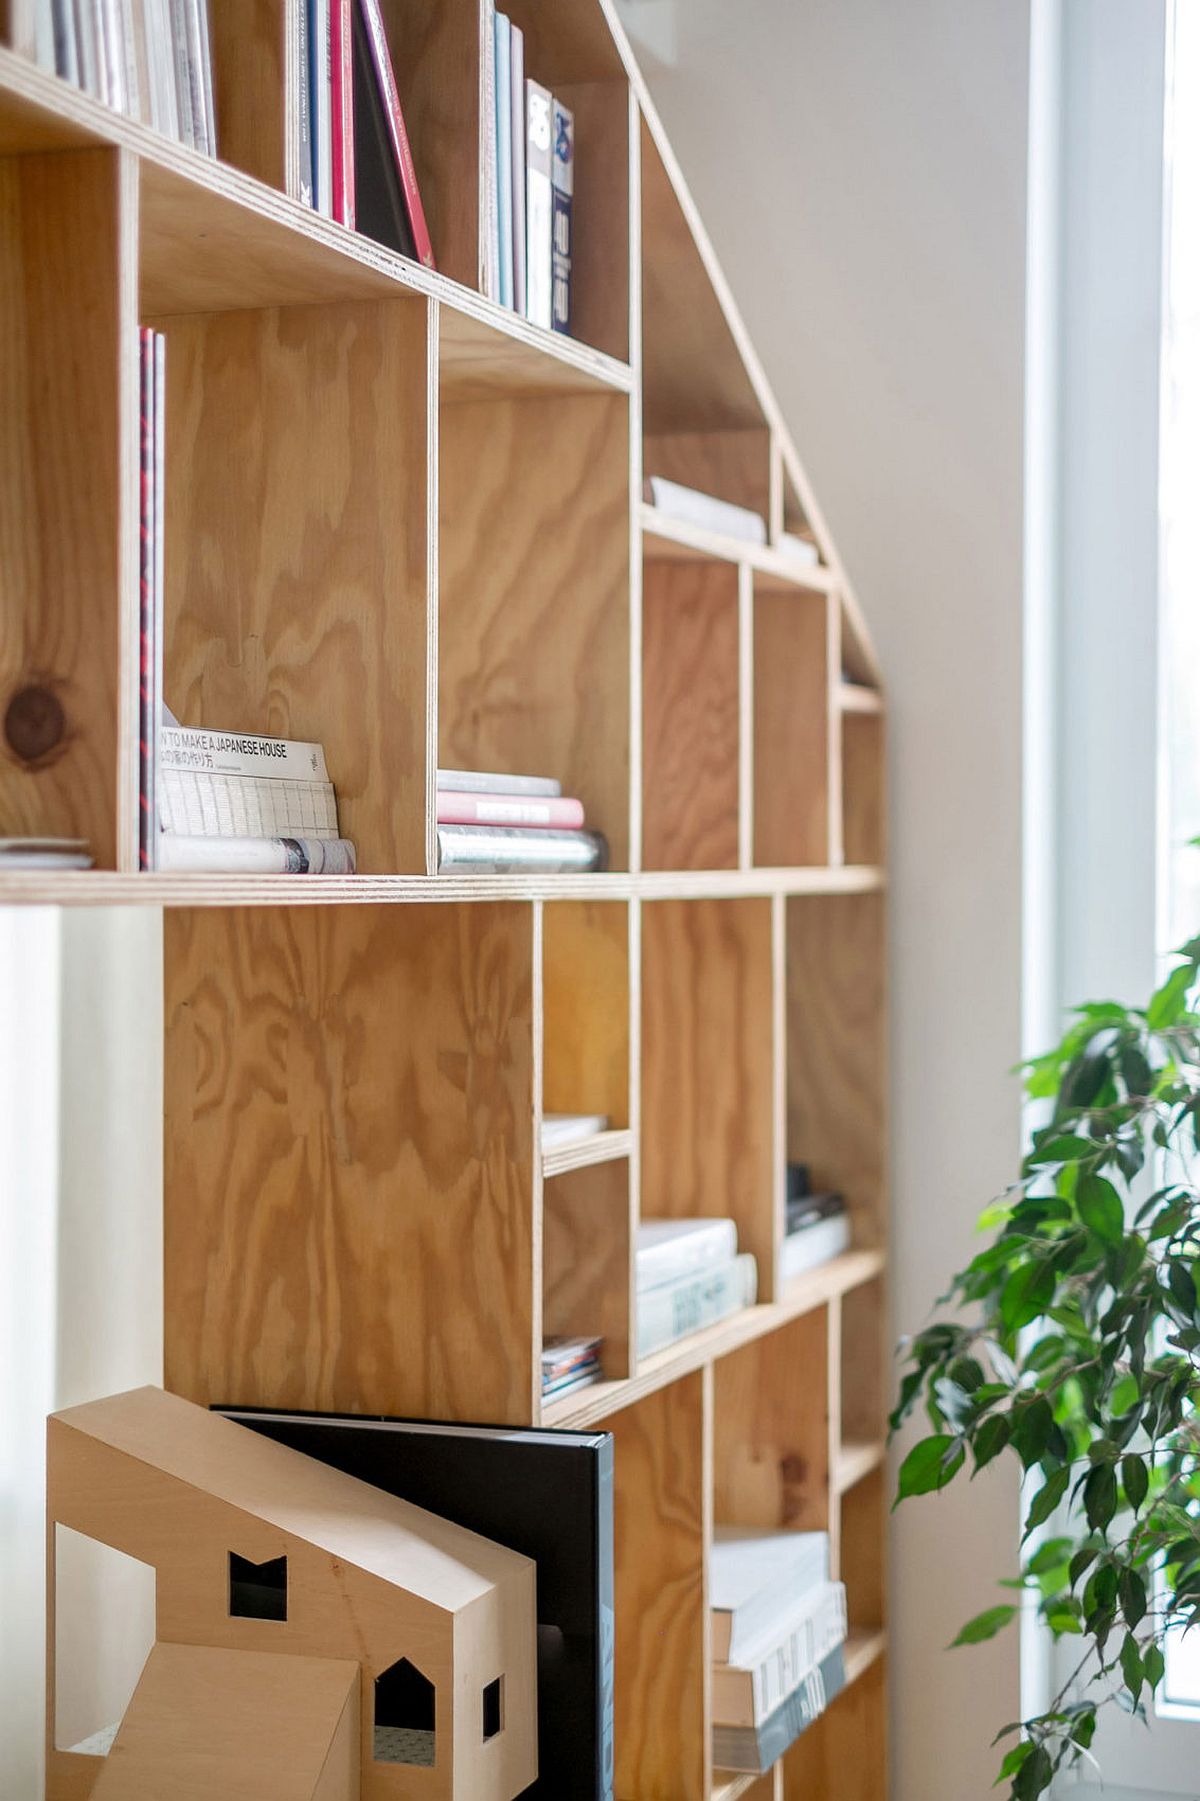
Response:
[208,1,295,196]
[542,1126,631,1180]
[544,1155,632,1381]
[156,298,433,875]
[753,590,835,868]
[644,429,772,518]
[606,1370,711,1801]
[0,149,130,868]
[642,562,740,872]
[439,392,631,867]
[163,904,539,1423]
[542,900,631,1123]
[838,1466,886,1629]
[713,1307,831,1532]
[640,506,835,594]
[786,893,887,1248]
[641,899,777,1286]
[841,1276,887,1454]
[781,1655,887,1801]
[842,710,886,867]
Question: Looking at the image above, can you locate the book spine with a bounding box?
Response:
[31,2,56,70]
[312,0,332,214]
[160,769,339,840]
[51,0,79,84]
[644,476,769,547]
[99,0,124,109]
[494,11,512,309]
[157,834,357,874]
[525,77,552,327]
[138,328,154,871]
[117,0,141,118]
[551,96,573,335]
[637,1254,757,1358]
[636,1220,739,1291]
[596,1432,616,1801]
[149,0,178,137]
[714,1587,847,1726]
[330,0,354,226]
[436,824,609,875]
[479,0,497,296]
[160,727,331,783]
[358,0,436,268]
[509,23,525,316]
[435,791,584,829]
[75,0,100,97]
[197,0,216,155]
[168,0,195,145]
[435,767,561,798]
[296,0,313,204]
[724,1647,846,1773]
[183,0,208,151]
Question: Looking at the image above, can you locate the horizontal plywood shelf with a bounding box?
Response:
[543,1249,886,1429]
[543,1128,634,1180]
[837,1439,887,1494]
[844,1628,888,1687]
[839,682,884,714]
[640,501,837,592]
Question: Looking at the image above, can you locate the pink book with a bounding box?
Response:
[357,0,435,268]
[437,790,586,830]
[331,0,355,228]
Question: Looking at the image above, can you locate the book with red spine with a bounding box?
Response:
[330,0,354,227]
[436,790,585,830]
[357,0,435,268]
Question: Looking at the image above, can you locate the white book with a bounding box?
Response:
[711,1528,831,1663]
[480,0,498,298]
[777,1213,852,1284]
[637,1217,738,1291]
[437,767,561,798]
[196,0,216,154]
[525,77,552,328]
[777,530,820,568]
[637,1253,757,1359]
[494,10,513,309]
[714,1581,847,1726]
[643,476,768,547]
[146,0,178,138]
[157,834,357,874]
[32,1,57,70]
[160,726,331,784]
[74,0,101,97]
[0,837,92,870]
[542,1113,609,1151]
[312,0,332,214]
[160,769,339,841]
[116,0,141,117]
[99,0,124,108]
[168,0,195,145]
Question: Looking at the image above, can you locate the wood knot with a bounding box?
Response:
[4,684,66,765]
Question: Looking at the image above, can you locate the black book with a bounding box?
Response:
[220,1406,615,1801]
[351,3,416,259]
[785,1190,847,1237]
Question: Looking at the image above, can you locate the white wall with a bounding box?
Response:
[619,3,1032,1794]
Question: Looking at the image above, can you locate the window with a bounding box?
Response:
[227,1552,287,1621]
[374,1657,436,1767]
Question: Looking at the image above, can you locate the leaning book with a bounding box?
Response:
[713,1644,846,1773]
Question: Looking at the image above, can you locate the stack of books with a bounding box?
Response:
[0,838,92,870]
[636,1219,757,1358]
[542,1335,602,1402]
[436,770,607,874]
[779,1163,850,1283]
[712,1527,847,1773]
[483,8,573,334]
[27,0,217,153]
[543,1114,609,1153]
[297,0,434,268]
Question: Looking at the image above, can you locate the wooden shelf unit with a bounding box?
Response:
[0,4,889,1799]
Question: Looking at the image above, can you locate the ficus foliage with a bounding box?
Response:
[892,933,1200,1798]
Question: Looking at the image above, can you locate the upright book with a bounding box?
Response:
[356,0,435,267]
[222,1407,616,1801]
[525,77,553,328]
[551,96,574,334]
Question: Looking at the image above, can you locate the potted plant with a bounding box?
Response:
[893,932,1200,1798]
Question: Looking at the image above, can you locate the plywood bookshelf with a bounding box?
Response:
[0,3,889,1797]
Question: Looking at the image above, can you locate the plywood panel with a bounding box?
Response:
[841,1277,886,1448]
[781,1656,887,1801]
[544,1156,633,1380]
[555,79,633,363]
[714,1307,831,1533]
[209,1,295,195]
[607,1371,710,1801]
[644,429,772,518]
[842,710,885,867]
[439,392,631,867]
[543,900,630,1124]
[163,903,538,1423]
[641,898,777,1290]
[158,297,434,875]
[0,148,133,869]
[642,563,740,872]
[839,1466,886,1628]
[786,892,887,1248]
[753,590,835,869]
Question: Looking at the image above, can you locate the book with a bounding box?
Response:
[543,1335,602,1398]
[785,1190,846,1236]
[32,1,55,70]
[551,96,574,335]
[76,0,100,97]
[713,1580,847,1726]
[436,767,561,797]
[0,837,92,870]
[160,768,339,840]
[778,530,820,567]
[156,834,357,874]
[637,1253,757,1358]
[358,0,435,268]
[643,476,768,546]
[222,1407,616,1801]
[494,10,513,308]
[436,824,608,874]
[714,1644,846,1773]
[51,0,79,86]
[351,0,414,258]
[330,0,354,227]
[168,0,195,146]
[711,1527,831,1663]
[636,1217,739,1291]
[311,0,332,214]
[137,327,154,870]
[525,77,553,328]
[509,21,526,315]
[777,1213,851,1283]
[295,0,313,204]
[117,0,143,120]
[182,0,211,153]
[543,1113,609,1151]
[160,726,331,783]
[436,790,585,830]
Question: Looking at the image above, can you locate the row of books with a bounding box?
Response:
[644,474,821,565]
[437,769,607,874]
[295,0,435,270]
[482,5,573,333]
[27,0,217,154]
[712,1527,847,1772]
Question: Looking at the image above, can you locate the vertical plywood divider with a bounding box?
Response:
[0,148,136,870]
[163,902,540,1424]
[608,1367,712,1801]
[753,589,835,869]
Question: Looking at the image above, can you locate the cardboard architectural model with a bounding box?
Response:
[46,1386,538,1801]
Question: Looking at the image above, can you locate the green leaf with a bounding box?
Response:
[1145,1643,1166,1691]
[1084,1464,1119,1534]
[1024,1467,1069,1537]
[1120,1631,1144,1705]
[951,1604,1017,1648]
[1119,1567,1147,1630]
[1024,1133,1096,1168]
[973,1413,1011,1473]
[1069,1547,1098,1589]
[1002,1260,1057,1333]
[1122,1454,1149,1514]
[997,1740,1035,1782]
[1012,1397,1054,1469]
[1013,1745,1054,1800]
[896,1434,964,1502]
[1148,963,1195,1030]
[1077,1173,1124,1246]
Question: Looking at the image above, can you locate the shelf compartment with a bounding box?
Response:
[641,897,780,1300]
[714,1307,832,1533]
[781,1645,886,1800]
[0,146,134,870]
[604,1369,711,1801]
[642,561,741,872]
[841,707,885,868]
[640,504,836,594]
[786,892,887,1251]
[753,586,837,869]
[839,1466,886,1632]
[840,1276,888,1452]
[163,902,540,1424]
[836,1439,886,1496]
[156,293,435,876]
[439,389,632,869]
[543,898,631,1124]
[544,1155,633,1385]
